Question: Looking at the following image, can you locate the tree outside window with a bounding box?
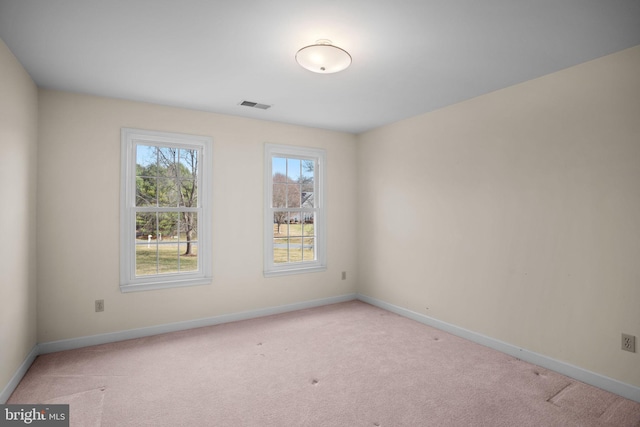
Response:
[121,128,212,292]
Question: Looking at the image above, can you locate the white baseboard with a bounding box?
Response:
[356,293,640,403]
[0,345,38,404]
[3,293,356,403]
[5,293,638,405]
[38,293,358,354]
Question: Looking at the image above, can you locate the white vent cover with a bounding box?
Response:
[240,100,271,110]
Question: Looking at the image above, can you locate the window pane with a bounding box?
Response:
[287,158,300,182]
[157,212,178,241]
[158,242,180,274]
[136,210,161,276]
[273,212,288,237]
[302,218,315,237]
[289,242,303,262]
[136,146,158,207]
[157,147,176,177]
[302,237,315,261]
[136,242,158,276]
[179,243,198,271]
[273,238,288,263]
[287,184,301,208]
[136,145,156,169]
[157,178,179,206]
[272,157,286,177]
[301,160,314,180]
[178,148,198,207]
[273,183,286,208]
[178,149,198,178]
[288,220,302,237]
[180,212,198,244]
[300,160,314,206]
[136,212,157,240]
[301,191,314,208]
[136,176,157,206]
[179,179,198,207]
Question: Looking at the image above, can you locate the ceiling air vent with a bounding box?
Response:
[240,100,271,110]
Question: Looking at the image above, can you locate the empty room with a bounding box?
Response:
[1,1,639,425]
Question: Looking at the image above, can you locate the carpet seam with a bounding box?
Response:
[546,382,573,405]
[41,386,107,403]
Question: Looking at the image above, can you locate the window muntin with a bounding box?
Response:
[264,144,326,276]
[121,129,212,292]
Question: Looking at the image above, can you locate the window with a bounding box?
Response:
[120,128,212,292]
[264,143,326,276]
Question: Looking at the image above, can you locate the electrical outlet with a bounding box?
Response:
[621,333,635,353]
[95,299,104,313]
[341,271,347,280]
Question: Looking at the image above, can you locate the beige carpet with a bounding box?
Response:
[8,301,640,426]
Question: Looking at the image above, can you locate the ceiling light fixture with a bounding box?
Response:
[295,39,352,74]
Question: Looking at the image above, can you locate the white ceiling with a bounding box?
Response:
[1,1,639,134]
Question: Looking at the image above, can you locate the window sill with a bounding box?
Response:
[263,265,326,278]
[120,277,212,293]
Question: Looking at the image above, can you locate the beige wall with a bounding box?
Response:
[36,91,358,343]
[3,32,638,395]
[0,40,38,391]
[357,46,640,387]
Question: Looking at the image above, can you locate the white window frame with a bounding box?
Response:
[120,128,212,292]
[264,143,326,277]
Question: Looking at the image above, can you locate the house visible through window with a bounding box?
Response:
[120,128,212,292]
[264,143,326,276]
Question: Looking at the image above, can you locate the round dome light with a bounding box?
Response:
[295,39,352,74]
